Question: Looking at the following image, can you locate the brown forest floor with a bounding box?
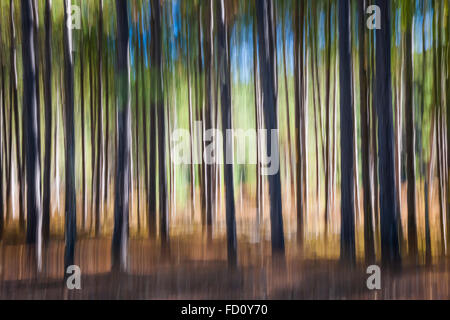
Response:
[0,235,449,299]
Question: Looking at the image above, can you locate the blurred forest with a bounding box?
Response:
[0,0,449,299]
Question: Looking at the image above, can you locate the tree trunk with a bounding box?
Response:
[42,0,52,244]
[80,35,86,230]
[375,0,401,268]
[293,0,305,244]
[256,0,285,256]
[95,1,104,236]
[324,1,332,237]
[217,0,237,266]
[152,0,169,250]
[112,0,131,272]
[11,0,25,231]
[338,0,356,265]
[22,0,42,270]
[404,12,418,258]
[358,0,375,263]
[148,10,157,238]
[62,0,77,274]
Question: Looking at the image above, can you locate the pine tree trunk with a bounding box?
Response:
[217,0,237,266]
[62,0,77,274]
[112,0,131,272]
[375,0,401,268]
[42,0,52,244]
[256,0,285,256]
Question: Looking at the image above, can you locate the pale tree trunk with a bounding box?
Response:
[324,2,332,238]
[11,0,25,231]
[252,9,261,228]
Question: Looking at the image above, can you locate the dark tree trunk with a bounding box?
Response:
[217,0,237,266]
[375,0,401,269]
[62,0,77,273]
[112,0,131,272]
[95,1,104,237]
[21,0,42,270]
[152,0,169,250]
[31,0,41,178]
[293,0,305,244]
[42,0,52,244]
[358,0,375,263]
[404,16,418,259]
[256,0,285,256]
[204,0,214,241]
[338,0,356,265]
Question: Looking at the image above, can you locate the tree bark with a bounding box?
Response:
[358,0,375,263]
[339,0,356,265]
[21,0,42,270]
[42,0,52,244]
[375,0,401,268]
[112,0,131,272]
[62,0,77,274]
[217,0,237,266]
[256,0,285,256]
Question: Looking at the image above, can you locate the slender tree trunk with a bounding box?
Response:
[134,21,141,232]
[281,7,294,193]
[252,9,261,228]
[22,0,42,270]
[446,0,450,252]
[404,13,418,258]
[95,1,104,236]
[112,0,131,272]
[339,0,356,265]
[204,0,214,241]
[293,0,305,244]
[80,36,86,230]
[42,0,52,244]
[256,0,285,256]
[104,41,110,206]
[217,0,237,266]
[0,7,5,239]
[62,0,77,274]
[148,12,157,239]
[152,0,168,250]
[31,0,41,179]
[11,0,25,231]
[358,0,375,263]
[186,20,195,221]
[375,0,401,268]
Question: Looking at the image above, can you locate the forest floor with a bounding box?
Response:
[0,234,449,299]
